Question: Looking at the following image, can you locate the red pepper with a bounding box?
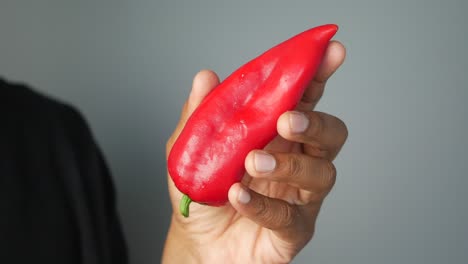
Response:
[168,24,338,217]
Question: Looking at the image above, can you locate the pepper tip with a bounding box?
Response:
[321,24,339,35]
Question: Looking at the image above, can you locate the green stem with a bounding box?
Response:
[180,194,192,218]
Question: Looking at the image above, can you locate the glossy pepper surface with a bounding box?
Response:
[168,24,338,217]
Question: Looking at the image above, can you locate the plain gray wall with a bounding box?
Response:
[1,0,467,263]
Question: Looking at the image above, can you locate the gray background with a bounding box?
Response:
[1,0,467,263]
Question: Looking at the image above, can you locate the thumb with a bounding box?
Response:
[166,70,220,156]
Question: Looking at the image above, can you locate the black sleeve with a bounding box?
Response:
[0,78,128,264]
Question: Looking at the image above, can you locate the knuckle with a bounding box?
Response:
[257,199,282,229]
[335,116,349,144]
[256,198,270,220]
[280,204,297,229]
[258,199,297,230]
[299,188,323,204]
[306,191,323,203]
[320,161,337,191]
[307,112,324,138]
[287,155,303,178]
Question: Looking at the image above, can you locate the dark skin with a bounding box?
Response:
[163,41,347,264]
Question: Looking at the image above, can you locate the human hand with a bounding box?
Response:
[163,41,347,264]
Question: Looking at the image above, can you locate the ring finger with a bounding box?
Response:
[245,150,336,200]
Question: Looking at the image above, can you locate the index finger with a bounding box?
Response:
[296,41,346,111]
[166,70,220,157]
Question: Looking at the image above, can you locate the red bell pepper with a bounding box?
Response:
[168,24,338,217]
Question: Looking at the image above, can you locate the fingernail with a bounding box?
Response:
[238,187,251,204]
[289,111,309,133]
[254,152,276,172]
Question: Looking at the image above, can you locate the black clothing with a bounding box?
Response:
[0,78,128,263]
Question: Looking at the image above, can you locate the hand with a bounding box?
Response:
[163,41,347,264]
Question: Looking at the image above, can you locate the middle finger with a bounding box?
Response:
[277,111,348,160]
